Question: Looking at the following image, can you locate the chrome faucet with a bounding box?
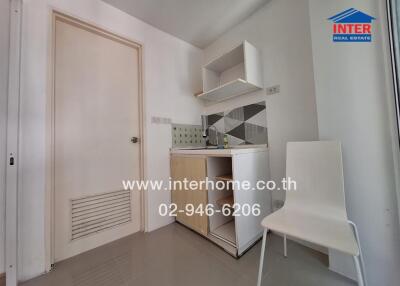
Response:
[201,115,220,146]
[208,125,219,147]
[201,115,208,138]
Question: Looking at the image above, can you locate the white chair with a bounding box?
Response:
[257,141,366,286]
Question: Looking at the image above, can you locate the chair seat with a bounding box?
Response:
[261,208,359,256]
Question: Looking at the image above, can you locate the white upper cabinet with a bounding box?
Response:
[197,41,263,102]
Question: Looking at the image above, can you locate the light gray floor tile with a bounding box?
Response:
[20,223,356,286]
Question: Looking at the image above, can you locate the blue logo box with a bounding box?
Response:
[328,8,375,43]
[333,34,372,42]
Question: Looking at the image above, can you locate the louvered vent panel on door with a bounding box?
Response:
[71,190,132,240]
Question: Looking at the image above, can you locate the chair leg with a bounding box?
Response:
[257,229,267,286]
[348,220,367,286]
[353,255,365,286]
[283,234,287,257]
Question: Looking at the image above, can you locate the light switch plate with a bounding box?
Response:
[152,116,172,124]
[266,85,280,95]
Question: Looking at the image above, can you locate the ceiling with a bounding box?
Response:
[102,0,269,48]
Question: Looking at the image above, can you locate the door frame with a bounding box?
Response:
[45,11,146,270]
[5,0,22,285]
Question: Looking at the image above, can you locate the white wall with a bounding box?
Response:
[309,0,400,285]
[19,0,202,280]
[203,0,319,206]
[0,0,10,276]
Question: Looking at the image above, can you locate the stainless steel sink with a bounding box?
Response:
[174,144,267,151]
[177,146,221,150]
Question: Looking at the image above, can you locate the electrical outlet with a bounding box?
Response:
[266,85,280,95]
[151,116,172,125]
[151,117,160,124]
[161,118,172,124]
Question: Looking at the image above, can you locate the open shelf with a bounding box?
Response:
[215,174,233,181]
[197,79,260,102]
[207,232,237,256]
[197,41,263,102]
[205,42,244,72]
[205,157,238,255]
[216,195,234,208]
[209,220,236,247]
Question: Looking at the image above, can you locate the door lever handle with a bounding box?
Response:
[130,137,139,143]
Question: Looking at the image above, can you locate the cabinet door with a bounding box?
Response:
[171,156,208,236]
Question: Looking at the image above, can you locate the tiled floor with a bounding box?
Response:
[20,223,355,286]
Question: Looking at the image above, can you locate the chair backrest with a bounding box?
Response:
[284,141,348,221]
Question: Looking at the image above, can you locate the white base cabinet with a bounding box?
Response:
[170,148,272,257]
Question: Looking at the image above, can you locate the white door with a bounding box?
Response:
[54,15,142,262]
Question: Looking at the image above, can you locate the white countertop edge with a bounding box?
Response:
[170,146,268,156]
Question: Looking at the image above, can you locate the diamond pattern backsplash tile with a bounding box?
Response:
[206,101,268,146]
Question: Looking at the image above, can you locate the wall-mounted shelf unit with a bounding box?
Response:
[197,41,263,102]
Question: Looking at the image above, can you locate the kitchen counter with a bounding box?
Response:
[170,143,271,256]
[170,145,268,156]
